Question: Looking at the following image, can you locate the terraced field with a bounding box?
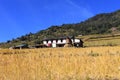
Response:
[79,34,120,47]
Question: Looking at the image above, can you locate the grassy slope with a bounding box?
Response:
[78,34,120,47]
[1,33,120,48]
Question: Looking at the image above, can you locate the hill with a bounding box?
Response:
[1,10,120,48]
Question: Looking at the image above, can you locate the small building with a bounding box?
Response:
[42,36,83,47]
[30,44,47,48]
[10,44,29,49]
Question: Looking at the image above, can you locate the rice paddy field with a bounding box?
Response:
[1,46,120,80]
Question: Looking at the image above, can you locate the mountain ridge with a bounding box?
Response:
[1,9,120,48]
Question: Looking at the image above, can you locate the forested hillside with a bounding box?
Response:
[1,10,120,48]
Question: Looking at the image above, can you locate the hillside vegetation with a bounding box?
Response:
[1,10,120,48]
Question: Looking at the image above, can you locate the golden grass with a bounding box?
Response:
[1,47,120,80]
[78,34,120,47]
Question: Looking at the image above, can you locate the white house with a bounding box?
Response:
[42,36,83,47]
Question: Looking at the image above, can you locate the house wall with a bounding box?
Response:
[62,39,66,43]
[57,40,62,44]
[48,40,52,44]
[74,39,80,43]
[43,38,81,47]
[53,40,56,43]
[43,41,47,44]
[52,43,56,47]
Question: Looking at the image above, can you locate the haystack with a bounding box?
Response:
[64,37,73,47]
[64,43,73,47]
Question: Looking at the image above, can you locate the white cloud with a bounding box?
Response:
[65,0,94,18]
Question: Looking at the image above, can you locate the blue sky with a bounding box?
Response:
[0,0,120,42]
